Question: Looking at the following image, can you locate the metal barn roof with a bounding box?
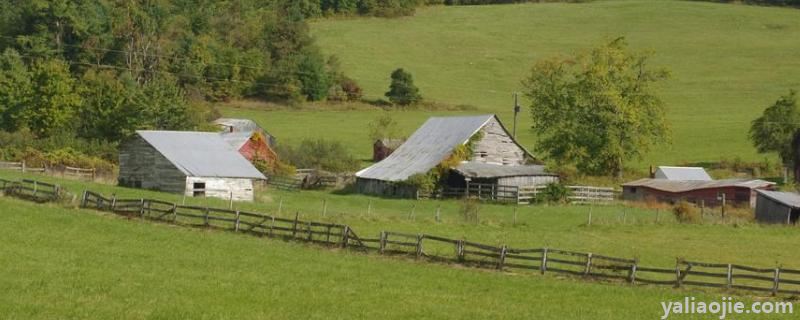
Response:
[136,130,266,180]
[622,178,774,193]
[356,115,496,181]
[454,162,555,179]
[654,166,712,181]
[214,118,262,133]
[220,131,253,150]
[756,190,800,209]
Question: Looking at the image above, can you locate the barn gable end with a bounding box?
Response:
[119,135,187,193]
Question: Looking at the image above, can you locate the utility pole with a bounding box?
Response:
[513,92,521,138]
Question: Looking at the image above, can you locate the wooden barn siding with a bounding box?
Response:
[497,175,559,187]
[472,117,526,165]
[356,178,416,198]
[754,194,792,224]
[622,186,759,207]
[118,136,186,193]
[185,177,255,202]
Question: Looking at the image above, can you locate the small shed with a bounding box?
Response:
[373,138,404,162]
[755,190,800,224]
[654,166,712,181]
[119,131,266,202]
[622,178,775,207]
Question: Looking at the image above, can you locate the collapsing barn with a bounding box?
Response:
[355,114,551,198]
[754,190,800,225]
[373,138,404,162]
[118,131,266,202]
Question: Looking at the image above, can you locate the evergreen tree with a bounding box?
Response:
[385,68,421,106]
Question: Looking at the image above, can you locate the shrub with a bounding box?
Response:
[538,183,570,203]
[385,68,421,106]
[276,139,360,173]
[403,172,437,195]
[672,201,701,223]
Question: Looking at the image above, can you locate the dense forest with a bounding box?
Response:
[0,0,378,170]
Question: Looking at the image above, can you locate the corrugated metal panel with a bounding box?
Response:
[622,178,774,193]
[357,114,537,182]
[756,189,800,209]
[214,118,261,133]
[654,166,712,181]
[220,131,252,150]
[136,130,266,180]
[454,162,555,179]
[356,115,495,181]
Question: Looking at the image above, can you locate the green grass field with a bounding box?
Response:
[220,0,800,170]
[6,195,775,320]
[6,171,800,271]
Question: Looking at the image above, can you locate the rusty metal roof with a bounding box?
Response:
[622,178,774,193]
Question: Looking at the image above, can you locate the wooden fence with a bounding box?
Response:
[438,184,617,205]
[71,188,800,297]
[63,166,96,180]
[0,161,46,173]
[265,175,303,191]
[0,178,61,202]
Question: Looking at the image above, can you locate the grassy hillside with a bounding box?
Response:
[8,195,784,319]
[225,0,800,169]
[5,171,800,270]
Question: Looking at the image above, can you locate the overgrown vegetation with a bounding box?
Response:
[749,90,799,175]
[276,138,360,173]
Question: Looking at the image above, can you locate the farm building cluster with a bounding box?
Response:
[113,113,800,225]
[118,118,276,202]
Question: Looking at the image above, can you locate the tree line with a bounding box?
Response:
[0,0,364,167]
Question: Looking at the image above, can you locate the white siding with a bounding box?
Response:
[498,175,559,187]
[185,177,255,202]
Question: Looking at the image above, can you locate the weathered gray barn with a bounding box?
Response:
[450,162,558,188]
[754,190,800,224]
[118,131,266,202]
[355,114,544,197]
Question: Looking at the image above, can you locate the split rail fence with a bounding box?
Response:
[1,178,795,297]
[72,187,799,297]
[1,161,96,180]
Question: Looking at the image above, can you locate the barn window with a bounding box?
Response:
[193,182,206,196]
[630,187,637,193]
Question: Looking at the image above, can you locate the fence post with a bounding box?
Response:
[91,168,96,181]
[587,206,593,226]
[80,190,88,208]
[772,268,781,296]
[541,248,548,275]
[292,212,299,238]
[21,160,26,173]
[513,206,518,226]
[340,226,350,248]
[307,221,313,241]
[409,203,416,221]
[277,197,283,215]
[140,199,146,217]
[675,259,683,288]
[628,259,638,284]
[726,264,733,290]
[456,240,465,262]
[321,199,327,218]
[204,207,210,226]
[269,216,276,237]
[379,231,387,254]
[497,245,507,271]
[584,253,593,276]
[110,194,117,211]
[234,210,241,232]
[435,205,441,222]
[367,200,372,217]
[415,234,424,258]
[171,204,178,223]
